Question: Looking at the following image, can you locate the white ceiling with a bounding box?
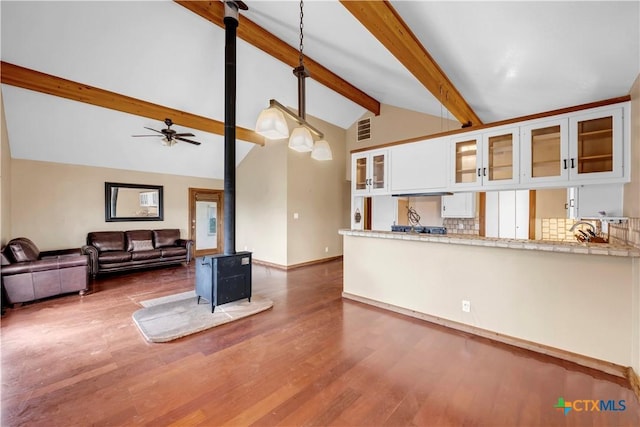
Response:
[2,1,638,179]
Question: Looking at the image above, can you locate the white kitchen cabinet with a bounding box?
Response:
[441,193,476,218]
[521,107,625,186]
[568,107,624,182]
[450,132,482,190]
[450,127,519,190]
[521,118,569,184]
[352,149,389,196]
[389,137,448,194]
[485,190,530,239]
[567,184,624,219]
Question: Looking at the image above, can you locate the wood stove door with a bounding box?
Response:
[189,188,224,257]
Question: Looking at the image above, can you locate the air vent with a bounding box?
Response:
[357,118,371,142]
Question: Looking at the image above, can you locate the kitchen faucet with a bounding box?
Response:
[569,221,596,234]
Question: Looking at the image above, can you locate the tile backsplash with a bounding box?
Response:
[540,217,640,248]
[443,217,480,235]
[609,218,640,248]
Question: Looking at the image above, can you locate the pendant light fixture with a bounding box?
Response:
[254,0,332,160]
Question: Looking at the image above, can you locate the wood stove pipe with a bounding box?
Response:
[223,1,247,255]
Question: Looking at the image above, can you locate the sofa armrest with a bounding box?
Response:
[176,239,194,263]
[81,245,100,277]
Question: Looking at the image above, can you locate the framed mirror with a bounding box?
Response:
[105,182,164,222]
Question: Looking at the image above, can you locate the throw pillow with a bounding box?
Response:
[131,240,154,252]
[9,243,31,262]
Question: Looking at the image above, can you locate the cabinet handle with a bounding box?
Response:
[477,168,481,177]
[563,159,568,170]
[483,167,487,176]
[570,158,576,169]
[565,203,568,210]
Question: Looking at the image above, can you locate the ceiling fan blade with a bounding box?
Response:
[175,136,201,146]
[132,134,161,137]
[174,133,195,137]
[143,127,164,134]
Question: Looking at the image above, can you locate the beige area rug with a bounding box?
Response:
[132,291,273,343]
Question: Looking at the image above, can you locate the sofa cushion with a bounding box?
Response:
[125,230,154,251]
[6,238,40,263]
[88,232,125,252]
[98,251,132,264]
[131,249,162,261]
[153,229,180,248]
[160,246,187,258]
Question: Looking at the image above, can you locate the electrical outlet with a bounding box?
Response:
[462,300,471,313]
[325,247,329,253]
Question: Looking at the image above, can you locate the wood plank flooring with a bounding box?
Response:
[1,259,639,426]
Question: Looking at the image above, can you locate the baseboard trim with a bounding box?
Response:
[254,255,343,271]
[342,292,632,382]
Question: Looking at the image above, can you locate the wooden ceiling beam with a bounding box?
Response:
[340,1,482,126]
[175,0,381,116]
[0,61,264,146]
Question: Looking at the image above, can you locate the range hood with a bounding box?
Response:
[392,192,454,197]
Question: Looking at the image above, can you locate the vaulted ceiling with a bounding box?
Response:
[1,1,638,179]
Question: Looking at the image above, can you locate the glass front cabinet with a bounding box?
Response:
[451,127,519,189]
[522,107,624,184]
[352,150,388,196]
[521,119,569,184]
[569,108,623,181]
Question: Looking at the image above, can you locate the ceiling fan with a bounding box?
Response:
[132,118,201,146]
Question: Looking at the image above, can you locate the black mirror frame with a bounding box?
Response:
[105,182,164,222]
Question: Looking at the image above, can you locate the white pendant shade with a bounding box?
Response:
[288,126,314,152]
[311,140,332,161]
[255,107,289,139]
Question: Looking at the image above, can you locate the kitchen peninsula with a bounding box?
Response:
[339,229,640,383]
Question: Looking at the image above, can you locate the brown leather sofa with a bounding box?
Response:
[1,237,89,305]
[82,229,192,277]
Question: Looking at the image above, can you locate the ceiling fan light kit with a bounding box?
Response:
[254,0,332,161]
[132,118,202,146]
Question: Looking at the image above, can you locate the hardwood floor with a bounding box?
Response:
[1,259,639,426]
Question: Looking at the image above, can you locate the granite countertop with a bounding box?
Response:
[338,229,640,258]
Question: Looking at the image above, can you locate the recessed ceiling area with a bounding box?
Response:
[1,1,638,179]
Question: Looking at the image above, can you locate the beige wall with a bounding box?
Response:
[345,104,460,180]
[236,139,288,266]
[237,113,349,267]
[10,159,222,251]
[343,234,640,372]
[287,114,348,266]
[624,73,640,217]
[1,92,11,247]
[536,188,567,218]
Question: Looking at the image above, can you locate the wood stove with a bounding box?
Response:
[195,1,252,313]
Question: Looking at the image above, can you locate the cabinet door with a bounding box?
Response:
[482,127,520,187]
[521,119,569,184]
[352,150,388,195]
[352,153,369,196]
[441,193,476,218]
[450,134,482,189]
[390,138,448,193]
[569,108,623,181]
[369,151,388,195]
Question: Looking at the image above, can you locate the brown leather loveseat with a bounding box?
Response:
[82,229,192,277]
[1,237,89,305]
